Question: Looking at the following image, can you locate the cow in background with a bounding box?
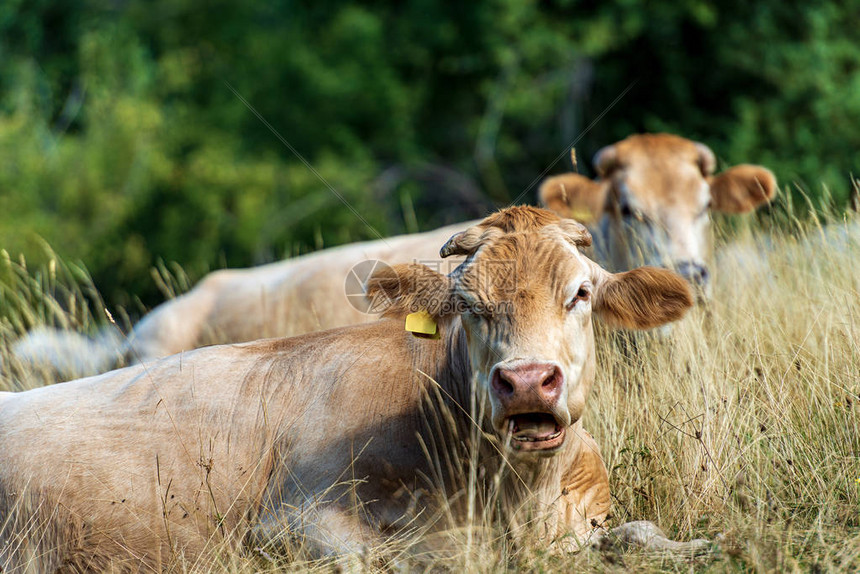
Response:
[540,133,776,299]
[10,222,471,379]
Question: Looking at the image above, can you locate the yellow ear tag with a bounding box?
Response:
[405,310,439,339]
[568,208,594,223]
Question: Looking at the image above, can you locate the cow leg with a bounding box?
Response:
[554,431,713,557]
[590,520,713,556]
[552,428,611,552]
[249,502,380,569]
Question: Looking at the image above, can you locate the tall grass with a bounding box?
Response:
[0,245,119,390]
[0,210,858,571]
[582,211,860,571]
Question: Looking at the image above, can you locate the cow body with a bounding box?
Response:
[129,221,471,361]
[0,207,698,569]
[5,321,602,570]
[12,223,471,379]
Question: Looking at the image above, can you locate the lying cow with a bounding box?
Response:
[0,207,705,570]
[11,133,775,380]
[540,133,776,297]
[10,222,470,379]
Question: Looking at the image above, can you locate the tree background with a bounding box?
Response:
[1,0,857,312]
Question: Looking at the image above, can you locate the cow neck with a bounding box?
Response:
[426,317,472,411]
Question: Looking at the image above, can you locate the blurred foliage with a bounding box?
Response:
[0,0,858,312]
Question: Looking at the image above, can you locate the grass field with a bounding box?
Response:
[0,207,858,572]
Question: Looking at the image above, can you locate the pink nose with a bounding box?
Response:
[491,363,564,411]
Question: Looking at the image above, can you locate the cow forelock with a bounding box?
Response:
[451,229,596,453]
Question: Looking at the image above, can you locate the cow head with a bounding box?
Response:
[539,133,777,299]
[367,206,692,458]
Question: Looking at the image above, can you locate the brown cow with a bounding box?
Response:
[540,133,776,297]
[11,222,472,379]
[0,207,705,570]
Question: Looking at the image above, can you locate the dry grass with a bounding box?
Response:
[1,208,858,572]
[581,212,860,572]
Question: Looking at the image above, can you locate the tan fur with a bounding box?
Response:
[374,208,692,330]
[556,133,774,211]
[369,262,456,320]
[592,144,618,177]
[440,206,591,258]
[539,133,778,289]
[440,226,507,258]
[708,164,777,213]
[468,204,575,234]
[1,207,691,568]
[560,430,611,534]
[538,174,609,225]
[593,266,694,330]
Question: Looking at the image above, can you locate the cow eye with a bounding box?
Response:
[565,284,592,312]
[619,203,645,221]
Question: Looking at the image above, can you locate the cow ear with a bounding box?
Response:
[591,266,693,330]
[366,263,456,321]
[694,142,717,176]
[539,174,608,225]
[709,165,777,214]
[592,144,619,178]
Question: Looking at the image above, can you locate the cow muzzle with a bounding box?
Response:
[489,361,569,453]
[675,260,711,301]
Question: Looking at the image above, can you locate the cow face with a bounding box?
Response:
[540,133,777,299]
[368,207,692,458]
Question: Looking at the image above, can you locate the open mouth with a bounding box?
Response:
[505,413,566,452]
